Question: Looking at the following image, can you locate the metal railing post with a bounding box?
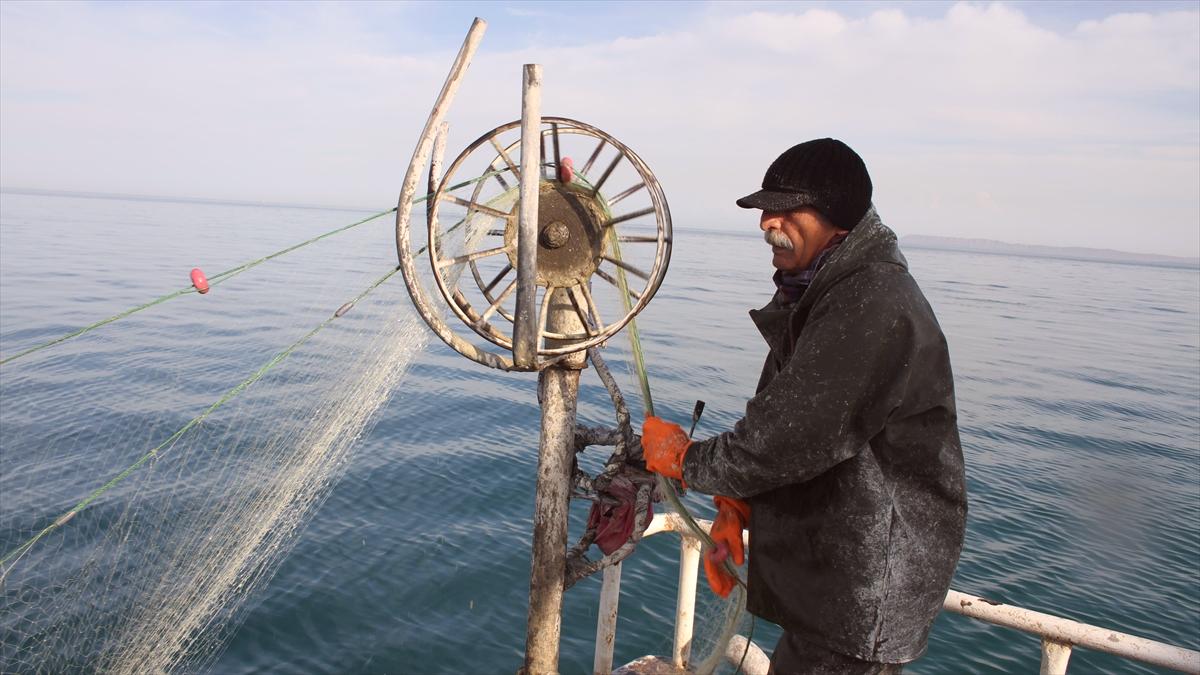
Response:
[1040,638,1074,675]
[673,534,703,670]
[944,590,1200,673]
[612,515,1200,674]
[593,562,622,674]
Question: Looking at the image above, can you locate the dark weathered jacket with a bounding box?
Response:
[682,209,967,663]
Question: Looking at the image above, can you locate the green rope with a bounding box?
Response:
[205,208,398,289]
[735,610,755,675]
[583,177,714,552]
[604,228,654,414]
[584,176,745,591]
[0,286,200,367]
[0,265,400,578]
[0,208,393,367]
[0,166,510,572]
[588,180,752,665]
[0,169,510,367]
[616,252,752,665]
[608,239,753,674]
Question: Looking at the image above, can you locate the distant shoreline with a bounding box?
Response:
[5,186,1197,270]
[902,235,1199,270]
[684,227,1199,270]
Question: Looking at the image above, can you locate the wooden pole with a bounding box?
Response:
[524,289,586,674]
[395,18,486,263]
[512,63,542,370]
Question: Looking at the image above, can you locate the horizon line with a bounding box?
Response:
[3,185,1197,265]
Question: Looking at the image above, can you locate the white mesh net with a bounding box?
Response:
[0,148,745,673]
[0,190,506,673]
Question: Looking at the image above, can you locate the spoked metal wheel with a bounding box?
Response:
[420,116,671,370]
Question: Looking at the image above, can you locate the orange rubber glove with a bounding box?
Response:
[641,416,691,480]
[703,495,750,598]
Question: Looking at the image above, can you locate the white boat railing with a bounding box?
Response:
[593,512,1200,675]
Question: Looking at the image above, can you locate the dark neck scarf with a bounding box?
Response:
[772,232,849,303]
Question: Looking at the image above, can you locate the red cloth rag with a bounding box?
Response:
[586,475,653,555]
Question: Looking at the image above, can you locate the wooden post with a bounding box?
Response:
[524,288,586,674]
[512,63,542,370]
[395,18,485,263]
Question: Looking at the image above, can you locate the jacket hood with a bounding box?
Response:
[750,207,907,357]
[798,206,907,311]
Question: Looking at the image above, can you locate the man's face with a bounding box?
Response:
[759,207,844,272]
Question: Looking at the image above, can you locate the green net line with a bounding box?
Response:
[1,161,749,646]
[577,175,707,539]
[594,182,751,674]
[0,169,510,367]
[0,264,400,577]
[0,167,514,571]
[574,170,744,589]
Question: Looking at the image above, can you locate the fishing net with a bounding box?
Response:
[0,188,509,673]
[0,142,750,674]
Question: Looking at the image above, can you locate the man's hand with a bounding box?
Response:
[704,495,750,598]
[641,416,691,480]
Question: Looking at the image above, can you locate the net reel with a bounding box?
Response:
[392,32,679,673]
[398,115,672,372]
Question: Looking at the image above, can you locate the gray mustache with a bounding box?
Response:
[764,230,793,250]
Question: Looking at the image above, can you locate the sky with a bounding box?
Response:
[1,1,1197,256]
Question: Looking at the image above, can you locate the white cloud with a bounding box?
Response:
[1,1,1196,256]
[724,9,851,51]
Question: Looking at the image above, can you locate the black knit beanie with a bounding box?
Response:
[736,138,873,230]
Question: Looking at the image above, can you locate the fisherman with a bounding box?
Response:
[641,138,968,674]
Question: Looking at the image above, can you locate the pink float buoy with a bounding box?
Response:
[190,268,210,294]
[558,156,574,184]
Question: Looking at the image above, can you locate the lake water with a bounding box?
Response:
[1,191,1197,674]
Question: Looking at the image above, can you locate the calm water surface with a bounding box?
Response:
[1,191,1197,674]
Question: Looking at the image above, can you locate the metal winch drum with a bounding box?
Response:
[392,27,675,674]
[397,115,672,371]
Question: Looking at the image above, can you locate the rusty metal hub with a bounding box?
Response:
[506,180,608,287]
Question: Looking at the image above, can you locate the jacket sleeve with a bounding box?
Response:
[682,265,921,498]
